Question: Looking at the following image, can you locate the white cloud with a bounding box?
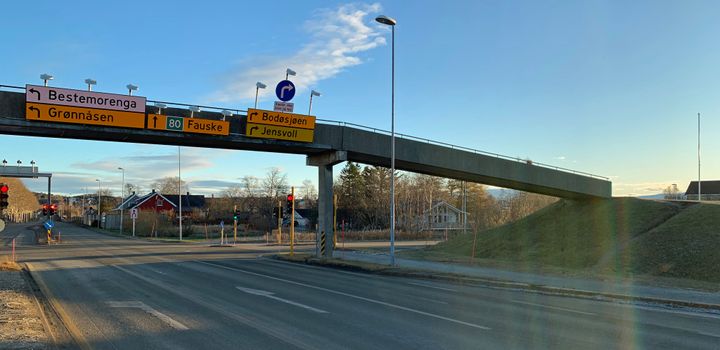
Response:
[208,2,385,103]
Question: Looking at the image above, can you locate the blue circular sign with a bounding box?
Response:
[275,80,296,102]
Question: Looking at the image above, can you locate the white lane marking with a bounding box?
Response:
[197,261,490,330]
[149,268,166,275]
[236,286,328,314]
[408,281,458,292]
[631,304,720,320]
[107,301,189,330]
[511,300,597,316]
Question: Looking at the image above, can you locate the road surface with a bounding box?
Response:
[8,222,720,349]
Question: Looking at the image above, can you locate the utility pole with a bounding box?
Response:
[698,112,701,202]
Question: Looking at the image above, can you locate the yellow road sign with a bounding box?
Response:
[247,108,315,130]
[26,102,145,129]
[147,114,229,136]
[246,123,314,142]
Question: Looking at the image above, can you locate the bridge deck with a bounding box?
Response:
[0,90,610,199]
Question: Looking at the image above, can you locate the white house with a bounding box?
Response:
[423,201,468,231]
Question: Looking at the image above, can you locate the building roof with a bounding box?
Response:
[163,193,206,209]
[685,181,720,195]
[113,191,205,211]
[424,200,467,215]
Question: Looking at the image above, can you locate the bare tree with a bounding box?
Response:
[125,183,141,195]
[151,177,188,194]
[240,176,260,197]
[223,185,243,199]
[262,168,288,199]
[663,184,680,200]
[301,179,317,203]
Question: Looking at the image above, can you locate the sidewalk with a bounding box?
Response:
[332,250,720,309]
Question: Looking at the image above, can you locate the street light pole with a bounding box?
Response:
[698,112,701,202]
[255,82,266,109]
[309,90,321,115]
[375,14,397,265]
[118,167,125,235]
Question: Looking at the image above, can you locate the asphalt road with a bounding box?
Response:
[8,222,720,349]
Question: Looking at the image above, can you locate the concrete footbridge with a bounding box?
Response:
[0,84,611,257]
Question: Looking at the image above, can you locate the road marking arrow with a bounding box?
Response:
[280,85,294,99]
[107,301,189,330]
[236,286,328,314]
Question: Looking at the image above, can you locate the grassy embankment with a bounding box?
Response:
[407,198,720,284]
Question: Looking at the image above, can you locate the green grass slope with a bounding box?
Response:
[613,203,720,282]
[421,198,681,270]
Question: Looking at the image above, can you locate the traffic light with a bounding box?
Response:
[286,194,294,213]
[49,204,57,216]
[272,207,282,219]
[233,210,241,221]
[0,184,8,210]
[42,204,48,216]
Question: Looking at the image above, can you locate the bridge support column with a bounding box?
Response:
[308,151,347,259]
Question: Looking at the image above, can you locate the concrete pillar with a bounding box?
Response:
[317,164,333,258]
[307,151,347,259]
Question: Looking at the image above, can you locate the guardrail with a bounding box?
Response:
[0,83,609,180]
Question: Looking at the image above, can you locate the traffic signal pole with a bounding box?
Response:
[277,200,282,244]
[233,204,238,244]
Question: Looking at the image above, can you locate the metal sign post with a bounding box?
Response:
[290,187,295,256]
[130,208,138,237]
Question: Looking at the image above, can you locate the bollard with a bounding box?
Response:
[11,238,15,262]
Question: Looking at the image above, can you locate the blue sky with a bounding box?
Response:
[2,0,720,197]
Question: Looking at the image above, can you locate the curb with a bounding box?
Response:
[273,255,720,312]
[24,262,92,350]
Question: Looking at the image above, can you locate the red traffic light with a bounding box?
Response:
[51,204,57,209]
[0,185,7,193]
[287,194,294,202]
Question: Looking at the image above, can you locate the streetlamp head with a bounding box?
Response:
[118,167,124,171]
[256,82,267,89]
[40,74,54,81]
[154,103,167,109]
[16,160,22,165]
[84,78,97,86]
[126,84,138,91]
[286,68,297,77]
[375,15,397,26]
[311,90,321,97]
[189,106,201,113]
[221,110,233,117]
[30,160,36,165]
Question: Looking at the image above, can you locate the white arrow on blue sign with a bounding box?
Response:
[275,80,296,102]
[44,221,54,230]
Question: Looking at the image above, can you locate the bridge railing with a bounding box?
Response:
[316,119,609,181]
[0,84,608,181]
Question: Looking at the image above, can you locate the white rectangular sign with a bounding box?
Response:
[26,84,147,113]
[273,101,294,113]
